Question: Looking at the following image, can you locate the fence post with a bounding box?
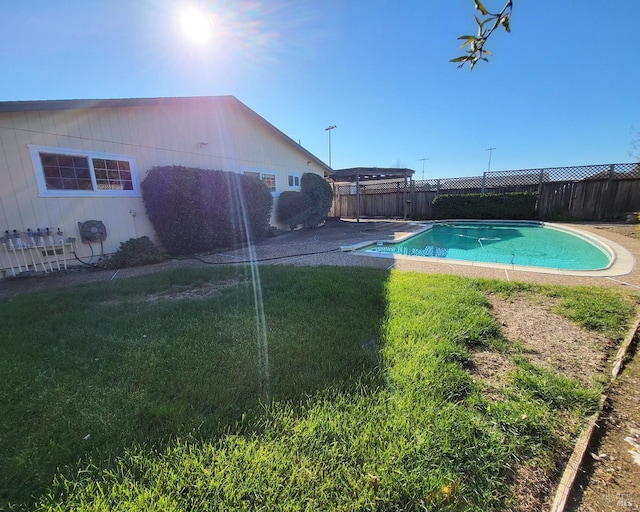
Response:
[536,170,545,219]
[481,172,487,193]
[537,170,545,196]
[602,164,616,220]
[402,176,409,220]
[361,185,366,220]
[410,178,415,219]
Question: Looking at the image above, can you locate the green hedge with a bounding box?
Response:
[141,166,273,255]
[432,192,538,220]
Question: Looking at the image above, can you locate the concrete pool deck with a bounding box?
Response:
[258,219,640,290]
[340,221,636,279]
[1,218,639,299]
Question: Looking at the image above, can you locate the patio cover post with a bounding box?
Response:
[403,171,409,220]
[355,172,360,222]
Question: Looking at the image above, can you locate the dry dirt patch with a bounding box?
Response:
[145,279,246,303]
[471,350,513,400]
[485,294,612,386]
[596,224,640,240]
[95,279,247,307]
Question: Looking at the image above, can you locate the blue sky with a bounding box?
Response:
[1,1,638,178]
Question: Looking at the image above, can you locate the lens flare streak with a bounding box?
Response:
[233,174,270,400]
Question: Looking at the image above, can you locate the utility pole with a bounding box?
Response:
[418,157,429,180]
[485,147,496,172]
[325,125,337,167]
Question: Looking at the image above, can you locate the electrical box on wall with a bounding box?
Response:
[77,220,107,243]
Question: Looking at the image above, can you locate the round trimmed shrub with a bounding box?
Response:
[276,191,312,230]
[300,173,333,228]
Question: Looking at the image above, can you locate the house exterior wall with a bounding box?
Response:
[0,97,326,271]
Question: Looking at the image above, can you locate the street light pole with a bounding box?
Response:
[485,147,496,172]
[325,125,337,167]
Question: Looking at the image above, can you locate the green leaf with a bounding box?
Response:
[500,15,511,32]
[473,0,489,15]
[459,36,477,49]
[450,56,470,63]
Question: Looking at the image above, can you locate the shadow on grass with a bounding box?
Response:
[0,264,391,509]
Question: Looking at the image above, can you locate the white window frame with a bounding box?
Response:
[243,170,277,194]
[28,144,141,197]
[287,173,301,190]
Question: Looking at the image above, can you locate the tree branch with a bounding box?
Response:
[451,0,512,69]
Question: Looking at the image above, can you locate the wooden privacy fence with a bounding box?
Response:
[330,163,640,221]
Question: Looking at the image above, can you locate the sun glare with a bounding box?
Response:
[180,6,213,44]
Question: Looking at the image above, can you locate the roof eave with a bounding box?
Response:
[0,96,333,174]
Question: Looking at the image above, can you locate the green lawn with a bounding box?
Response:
[0,265,637,511]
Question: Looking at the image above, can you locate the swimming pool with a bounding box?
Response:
[355,221,614,271]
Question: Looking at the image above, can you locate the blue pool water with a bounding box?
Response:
[358,222,612,271]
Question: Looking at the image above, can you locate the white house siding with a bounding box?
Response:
[0,97,327,275]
